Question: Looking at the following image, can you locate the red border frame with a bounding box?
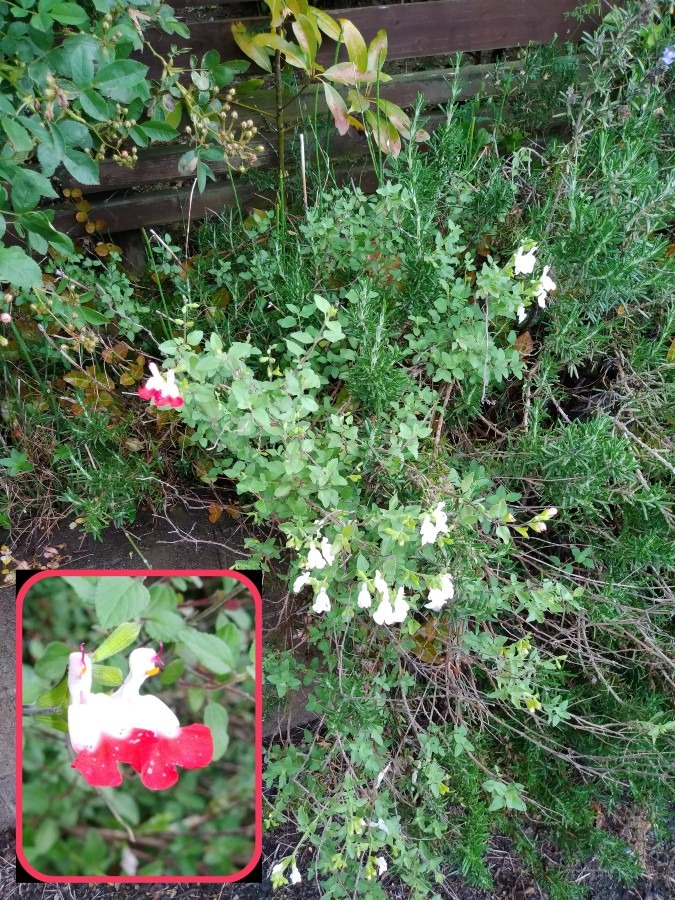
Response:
[16,569,263,883]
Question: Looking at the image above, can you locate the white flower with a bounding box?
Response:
[420,514,437,546]
[390,587,409,623]
[290,861,302,884]
[546,506,558,518]
[420,501,449,546]
[138,363,184,408]
[534,265,556,308]
[372,595,394,625]
[357,582,372,608]
[374,587,409,625]
[425,572,455,611]
[270,862,284,877]
[306,542,327,570]
[375,856,388,876]
[311,587,331,613]
[293,571,311,593]
[517,304,527,324]
[514,245,538,275]
[373,570,389,600]
[540,265,556,294]
[369,818,390,834]
[433,501,448,532]
[320,536,336,565]
[532,521,547,532]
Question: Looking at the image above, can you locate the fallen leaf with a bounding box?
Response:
[514,331,534,357]
[208,503,223,524]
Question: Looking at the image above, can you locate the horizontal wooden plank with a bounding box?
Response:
[50,113,444,235]
[57,61,507,193]
[143,0,592,76]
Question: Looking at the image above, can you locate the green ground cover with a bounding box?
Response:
[4,1,674,896]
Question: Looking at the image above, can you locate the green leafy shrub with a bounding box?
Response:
[21,574,256,876]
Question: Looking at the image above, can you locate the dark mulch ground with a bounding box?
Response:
[4,808,675,900]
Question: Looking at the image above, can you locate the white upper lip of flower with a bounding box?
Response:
[420,501,449,546]
[67,647,180,752]
[373,586,409,625]
[357,582,372,608]
[425,572,455,610]
[311,587,331,613]
[514,245,538,275]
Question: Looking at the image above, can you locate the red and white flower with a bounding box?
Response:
[138,362,184,409]
[68,645,213,790]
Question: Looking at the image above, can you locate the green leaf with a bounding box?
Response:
[50,2,89,25]
[373,98,412,139]
[210,61,249,88]
[68,42,95,87]
[140,120,179,142]
[367,30,388,72]
[92,664,123,686]
[204,702,229,760]
[179,627,234,675]
[232,22,273,73]
[339,19,368,71]
[364,109,401,157]
[79,90,110,122]
[94,577,150,628]
[313,294,331,314]
[34,818,59,856]
[313,9,341,41]
[36,672,69,711]
[20,212,74,256]
[145,610,186,643]
[8,166,58,212]
[92,621,142,661]
[35,642,70,680]
[93,59,149,99]
[2,116,33,153]
[0,247,41,290]
[148,583,179,614]
[61,575,98,603]
[78,306,110,326]
[292,14,318,64]
[159,658,185,685]
[61,149,99,185]
[252,33,308,69]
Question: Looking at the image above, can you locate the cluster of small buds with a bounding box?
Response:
[1,294,11,326]
[113,146,139,168]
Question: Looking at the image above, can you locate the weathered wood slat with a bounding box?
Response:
[51,115,442,236]
[143,0,591,76]
[58,62,507,193]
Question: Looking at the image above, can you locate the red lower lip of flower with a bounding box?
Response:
[71,725,214,791]
[154,394,184,408]
[138,386,163,401]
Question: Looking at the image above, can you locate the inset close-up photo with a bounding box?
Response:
[18,571,260,881]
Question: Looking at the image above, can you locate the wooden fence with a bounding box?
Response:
[54,0,594,235]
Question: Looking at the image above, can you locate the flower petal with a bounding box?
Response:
[72,737,123,787]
